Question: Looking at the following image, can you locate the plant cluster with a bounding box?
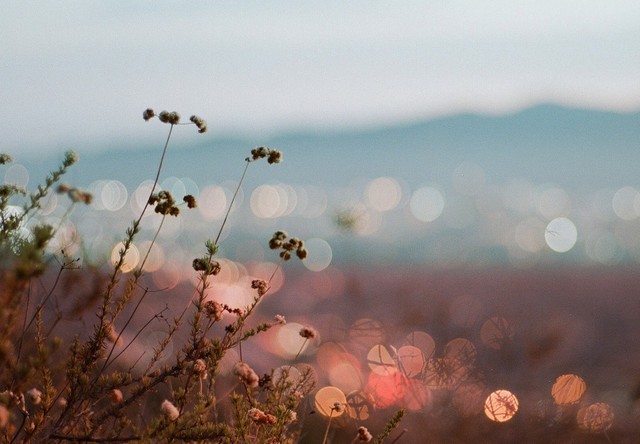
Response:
[0,109,404,443]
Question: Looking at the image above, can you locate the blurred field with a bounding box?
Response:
[257,263,640,442]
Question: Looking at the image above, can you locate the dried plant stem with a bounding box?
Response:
[214,159,250,245]
[321,409,335,444]
[389,429,409,444]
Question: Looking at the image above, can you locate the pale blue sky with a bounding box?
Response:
[2,1,639,154]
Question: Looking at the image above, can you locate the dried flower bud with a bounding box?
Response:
[357,426,373,442]
[183,194,197,209]
[57,183,72,194]
[296,248,308,260]
[193,359,208,378]
[332,401,344,413]
[111,389,123,404]
[0,154,12,165]
[251,279,268,296]
[248,407,265,422]
[26,388,42,405]
[158,110,170,123]
[161,399,180,421]
[285,409,297,423]
[267,150,282,164]
[143,108,155,121]
[189,115,208,133]
[203,300,224,321]
[192,258,221,275]
[233,361,260,388]
[274,314,286,325]
[299,326,318,340]
[168,112,180,124]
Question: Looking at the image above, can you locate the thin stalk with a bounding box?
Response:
[321,409,335,444]
[214,159,250,245]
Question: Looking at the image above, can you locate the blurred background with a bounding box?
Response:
[3,1,640,441]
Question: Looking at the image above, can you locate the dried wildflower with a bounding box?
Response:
[269,231,307,261]
[248,408,265,422]
[267,150,282,164]
[0,404,9,429]
[285,409,297,423]
[68,188,93,204]
[161,399,180,421]
[0,154,12,165]
[274,314,286,325]
[193,359,208,379]
[26,388,42,405]
[251,279,268,296]
[247,408,276,425]
[192,257,221,276]
[332,401,344,413]
[183,194,197,208]
[110,389,123,404]
[143,108,155,121]
[233,361,260,388]
[250,146,270,161]
[168,111,180,125]
[265,413,277,424]
[203,300,224,321]
[57,184,93,205]
[299,326,318,340]
[150,190,180,216]
[189,115,208,133]
[57,183,71,193]
[357,426,373,442]
[158,110,170,123]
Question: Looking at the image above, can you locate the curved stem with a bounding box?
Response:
[137,215,166,274]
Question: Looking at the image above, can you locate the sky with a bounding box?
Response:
[2,1,640,155]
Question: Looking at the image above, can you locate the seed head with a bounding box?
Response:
[161,399,180,421]
[158,110,170,123]
[183,194,197,209]
[27,388,42,405]
[189,115,208,133]
[143,108,155,121]
[267,150,282,164]
[233,361,260,388]
[299,326,318,340]
[168,111,180,125]
[203,300,224,321]
[357,426,373,442]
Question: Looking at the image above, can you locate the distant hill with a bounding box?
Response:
[27,103,639,194]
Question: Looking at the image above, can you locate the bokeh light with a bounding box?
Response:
[367,344,397,376]
[545,217,578,253]
[314,386,347,417]
[409,186,445,222]
[274,322,318,359]
[577,402,614,432]
[396,345,425,378]
[110,241,140,273]
[346,390,373,420]
[480,317,515,350]
[551,374,586,405]
[484,389,519,422]
[302,238,332,272]
[4,163,29,188]
[198,185,227,220]
[365,177,402,212]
